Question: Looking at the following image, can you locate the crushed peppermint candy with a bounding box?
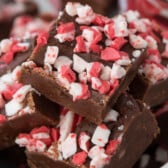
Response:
[16,108,124,168]
[91,124,110,147]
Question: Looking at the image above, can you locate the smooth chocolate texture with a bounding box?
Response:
[0,38,35,77]
[25,93,159,168]
[0,92,59,150]
[129,74,168,107]
[0,1,38,40]
[19,11,147,124]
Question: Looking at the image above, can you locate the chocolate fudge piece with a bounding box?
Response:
[16,93,159,168]
[0,37,35,77]
[0,0,38,40]
[0,85,59,150]
[61,0,115,16]
[19,3,148,124]
[153,102,168,146]
[128,12,168,107]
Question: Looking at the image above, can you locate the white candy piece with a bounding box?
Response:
[104,109,119,122]
[44,46,59,65]
[145,35,158,49]
[13,85,32,102]
[100,66,111,81]
[79,71,88,84]
[78,132,90,152]
[90,154,109,168]
[76,5,95,25]
[129,34,148,49]
[91,77,102,90]
[0,39,12,53]
[22,61,36,68]
[125,10,140,23]
[161,162,168,168]
[5,99,23,117]
[65,2,82,16]
[59,110,74,142]
[61,133,77,159]
[155,147,168,163]
[91,124,110,147]
[139,154,150,168]
[54,56,72,70]
[17,42,30,50]
[69,82,83,101]
[116,57,131,66]
[32,132,50,140]
[1,73,14,86]
[73,54,88,73]
[55,32,75,43]
[88,145,110,168]
[114,15,128,37]
[111,63,126,79]
[132,50,142,58]
[88,146,105,160]
[35,140,46,152]
[15,137,30,147]
[56,72,71,90]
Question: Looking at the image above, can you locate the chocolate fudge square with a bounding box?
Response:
[0,85,59,150]
[19,4,149,124]
[129,14,168,107]
[16,93,159,168]
[0,38,35,77]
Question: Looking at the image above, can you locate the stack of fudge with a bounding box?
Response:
[0,2,168,168]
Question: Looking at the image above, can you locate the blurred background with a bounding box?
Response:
[0,0,168,168]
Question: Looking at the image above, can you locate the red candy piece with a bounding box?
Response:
[34,31,49,53]
[51,128,59,142]
[1,52,14,64]
[162,31,168,40]
[92,14,112,26]
[72,151,87,166]
[60,65,76,83]
[90,44,102,53]
[57,22,75,34]
[104,22,115,39]
[80,26,102,44]
[106,139,120,155]
[101,47,121,61]
[74,36,87,53]
[110,37,128,50]
[30,126,50,135]
[90,62,103,78]
[2,83,23,100]
[109,79,119,96]
[0,114,7,124]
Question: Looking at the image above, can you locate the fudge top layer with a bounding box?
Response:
[16,93,158,168]
[29,3,152,103]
